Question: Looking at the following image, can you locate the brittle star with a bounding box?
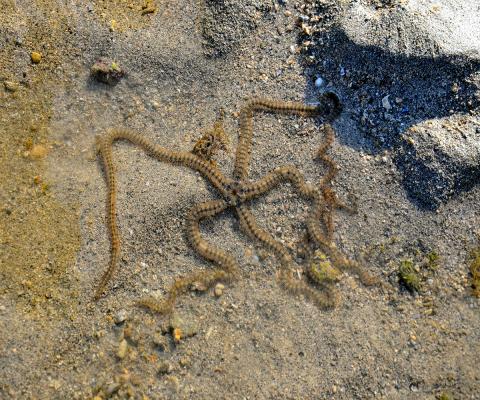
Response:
[94,92,374,314]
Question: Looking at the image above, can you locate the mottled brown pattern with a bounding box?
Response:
[192,108,229,166]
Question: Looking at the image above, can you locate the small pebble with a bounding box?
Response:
[141,6,156,15]
[91,58,125,85]
[179,356,191,368]
[117,339,128,359]
[314,76,325,88]
[48,379,61,390]
[190,281,208,292]
[114,309,128,324]
[451,82,459,94]
[31,51,42,63]
[166,376,180,393]
[382,95,392,110]
[172,328,182,344]
[4,80,19,92]
[158,360,172,375]
[104,382,121,396]
[94,329,105,339]
[214,283,225,297]
[302,24,312,35]
[170,314,198,338]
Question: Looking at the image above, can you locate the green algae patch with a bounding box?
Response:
[398,259,422,293]
[307,250,341,285]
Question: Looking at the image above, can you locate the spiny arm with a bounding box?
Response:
[138,199,238,315]
[94,130,232,300]
[233,93,342,181]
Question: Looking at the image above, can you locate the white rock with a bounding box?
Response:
[114,309,128,324]
[314,76,325,88]
[341,0,480,59]
[382,95,392,110]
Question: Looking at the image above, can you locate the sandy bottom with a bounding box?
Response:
[0,1,479,399]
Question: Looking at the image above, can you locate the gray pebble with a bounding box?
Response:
[314,76,325,88]
[4,81,19,92]
[158,360,173,375]
[382,95,392,110]
[104,382,121,396]
[114,309,128,324]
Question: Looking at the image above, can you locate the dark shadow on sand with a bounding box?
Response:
[302,28,480,210]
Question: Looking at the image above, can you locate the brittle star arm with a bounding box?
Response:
[233,92,342,181]
[239,164,331,252]
[138,199,239,314]
[316,124,358,240]
[316,123,337,241]
[236,204,335,309]
[238,125,354,242]
[241,163,373,287]
[239,165,319,202]
[186,200,240,279]
[306,198,376,286]
[94,129,233,300]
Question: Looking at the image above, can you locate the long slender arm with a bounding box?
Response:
[240,165,319,202]
[234,93,342,181]
[94,130,232,300]
[138,199,239,315]
[236,204,292,265]
[306,198,376,286]
[234,100,322,181]
[186,200,239,278]
[236,205,336,309]
[99,129,232,197]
